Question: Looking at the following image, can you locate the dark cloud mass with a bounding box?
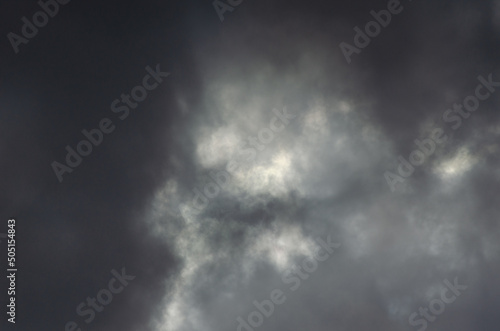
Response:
[1,0,500,330]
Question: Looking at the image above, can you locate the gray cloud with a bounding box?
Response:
[1,0,499,330]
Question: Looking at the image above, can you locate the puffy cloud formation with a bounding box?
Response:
[1,0,500,330]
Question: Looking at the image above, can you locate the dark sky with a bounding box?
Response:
[1,0,500,330]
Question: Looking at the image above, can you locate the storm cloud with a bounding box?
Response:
[1,0,500,330]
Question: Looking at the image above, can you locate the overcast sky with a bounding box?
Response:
[1,0,500,330]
